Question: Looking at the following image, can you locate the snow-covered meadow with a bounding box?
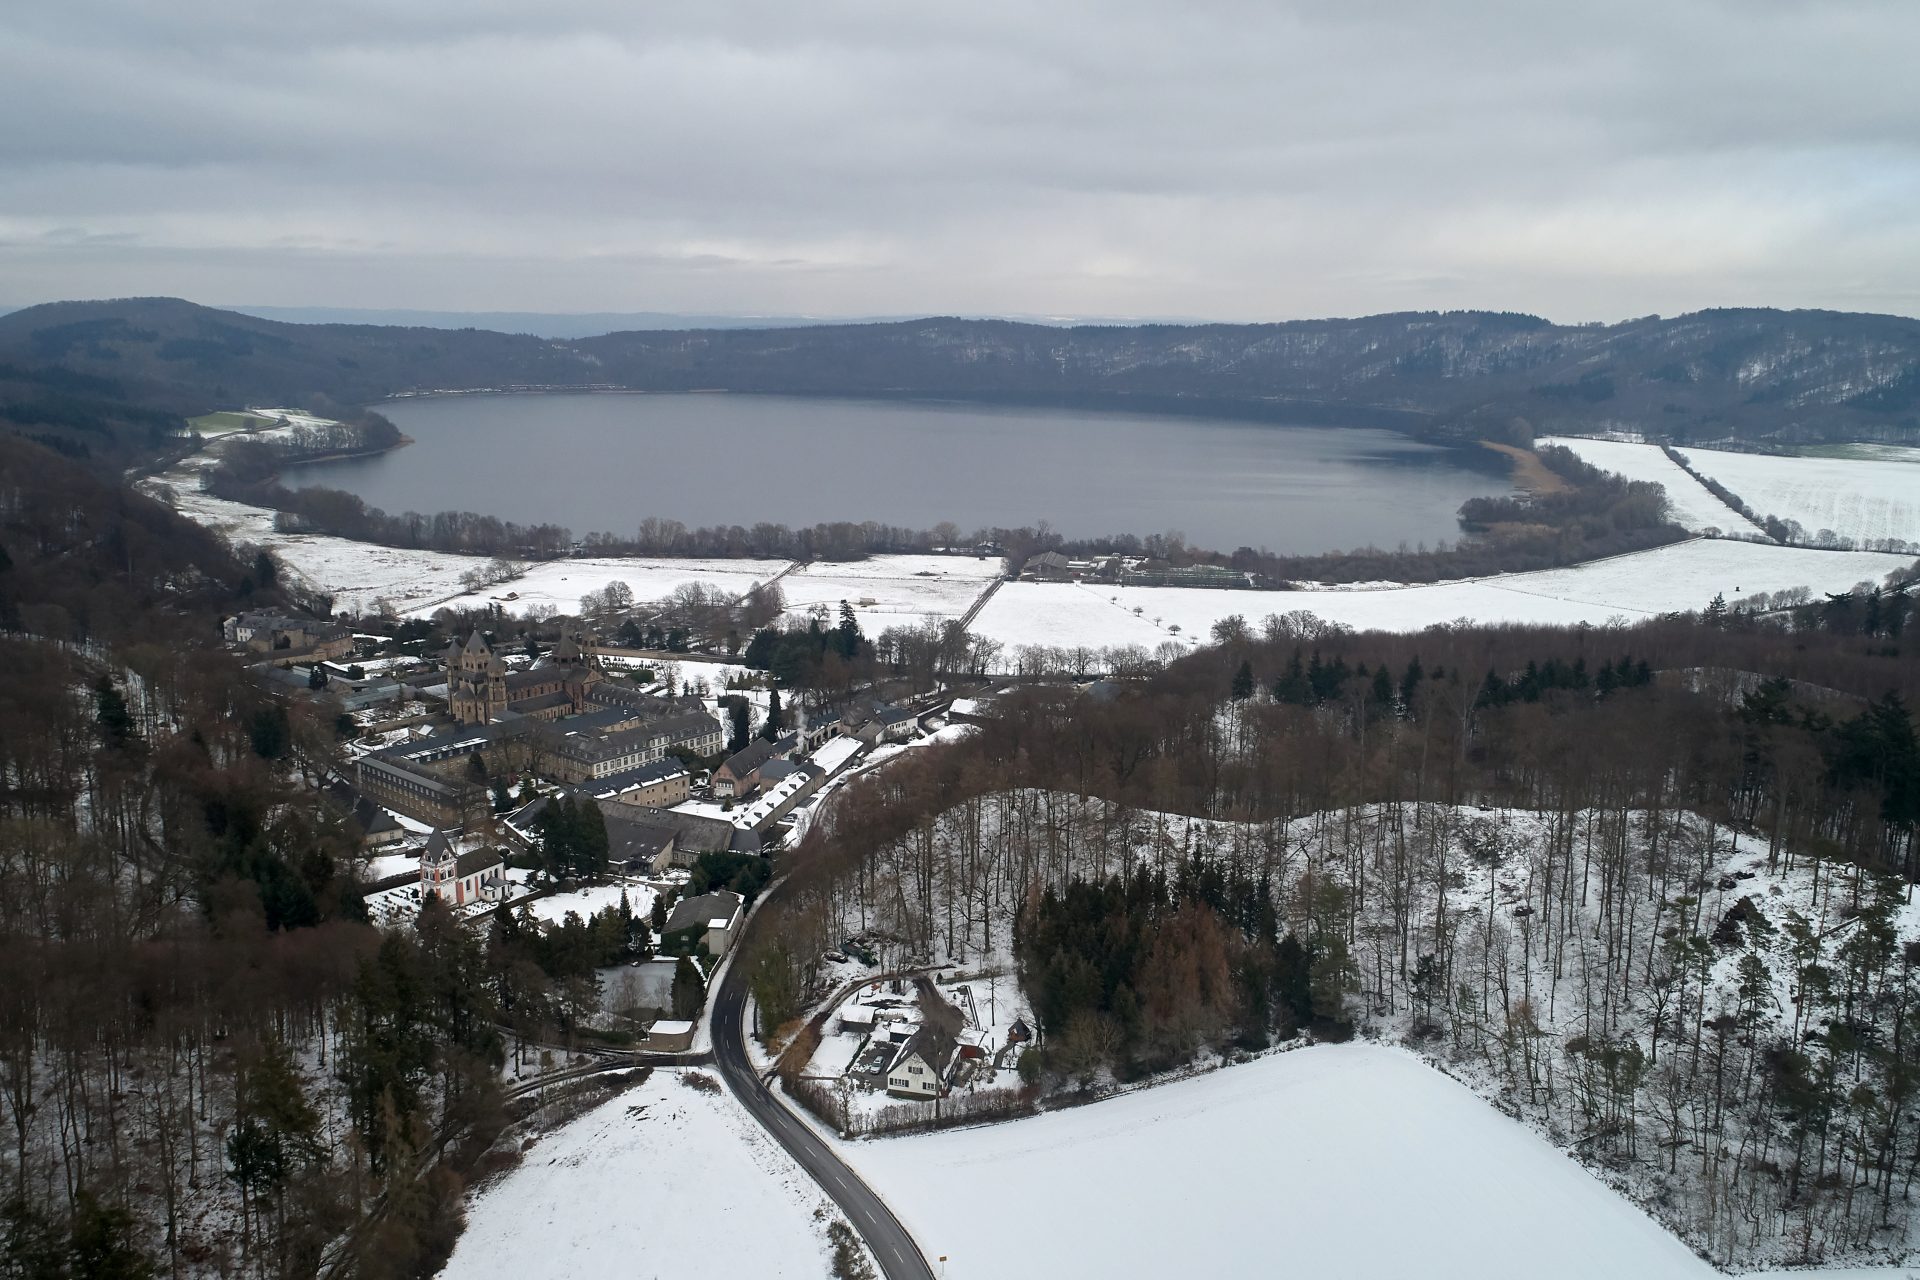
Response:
[969,539,1916,658]
[840,1042,1713,1280]
[1675,448,1920,549]
[427,555,791,617]
[442,1070,870,1280]
[1539,436,1763,535]
[835,1042,1916,1280]
[777,553,1003,636]
[522,880,656,927]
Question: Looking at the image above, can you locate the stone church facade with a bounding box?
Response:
[445,630,604,725]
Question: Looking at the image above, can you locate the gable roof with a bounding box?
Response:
[897,1024,958,1079]
[664,889,745,935]
[454,847,504,878]
[719,739,778,777]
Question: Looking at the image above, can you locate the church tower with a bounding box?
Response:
[445,630,507,724]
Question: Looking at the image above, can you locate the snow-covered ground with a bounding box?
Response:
[1540,436,1763,535]
[841,1043,1712,1280]
[522,880,656,927]
[969,539,1916,658]
[779,554,1002,637]
[143,480,496,613]
[426,555,792,618]
[441,1070,871,1280]
[1676,448,1920,549]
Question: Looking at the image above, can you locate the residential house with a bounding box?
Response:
[663,889,746,957]
[885,1025,957,1100]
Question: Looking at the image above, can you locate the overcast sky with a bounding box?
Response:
[3,0,1917,323]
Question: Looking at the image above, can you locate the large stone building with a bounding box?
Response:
[446,630,604,725]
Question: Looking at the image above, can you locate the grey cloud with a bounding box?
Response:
[1,0,1916,320]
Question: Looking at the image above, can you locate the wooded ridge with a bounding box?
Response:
[5,298,1920,448]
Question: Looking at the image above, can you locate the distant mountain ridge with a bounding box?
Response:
[3,296,1918,445]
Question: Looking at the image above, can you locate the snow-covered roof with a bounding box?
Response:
[650,1019,694,1035]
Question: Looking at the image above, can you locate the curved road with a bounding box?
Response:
[711,955,936,1280]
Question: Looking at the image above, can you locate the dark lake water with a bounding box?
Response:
[287,393,1510,555]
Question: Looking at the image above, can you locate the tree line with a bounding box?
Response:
[747,585,1920,1266]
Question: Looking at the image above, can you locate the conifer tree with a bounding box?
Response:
[1230,660,1255,701]
[671,956,706,1019]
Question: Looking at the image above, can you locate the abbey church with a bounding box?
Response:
[445,630,605,724]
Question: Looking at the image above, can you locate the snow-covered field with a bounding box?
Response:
[836,1042,1912,1280]
[522,881,655,927]
[1540,436,1762,535]
[144,480,497,613]
[429,555,792,617]
[969,539,1917,658]
[779,554,1002,636]
[442,1070,869,1280]
[1677,448,1920,549]
[840,1043,1709,1280]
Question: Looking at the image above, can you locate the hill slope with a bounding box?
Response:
[3,298,1919,444]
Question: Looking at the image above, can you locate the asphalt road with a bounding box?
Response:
[710,956,937,1280]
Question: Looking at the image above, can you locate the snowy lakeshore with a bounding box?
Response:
[146,457,1918,668]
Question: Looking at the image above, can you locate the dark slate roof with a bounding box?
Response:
[505,667,565,693]
[664,889,744,935]
[585,759,689,798]
[756,759,805,785]
[720,740,778,777]
[602,811,676,866]
[610,803,759,855]
[454,847,503,878]
[899,1024,958,1077]
[506,689,572,712]
[558,707,642,735]
[587,683,703,714]
[646,711,724,744]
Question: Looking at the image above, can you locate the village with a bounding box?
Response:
[220,596,1040,1095]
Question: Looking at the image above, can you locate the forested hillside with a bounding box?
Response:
[750,590,1920,1268]
[4,299,1920,448]
[0,439,650,1278]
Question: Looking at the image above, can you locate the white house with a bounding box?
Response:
[885,1027,955,1100]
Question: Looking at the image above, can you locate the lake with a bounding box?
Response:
[287,393,1510,555]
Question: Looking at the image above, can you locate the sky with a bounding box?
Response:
[3,0,1918,324]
